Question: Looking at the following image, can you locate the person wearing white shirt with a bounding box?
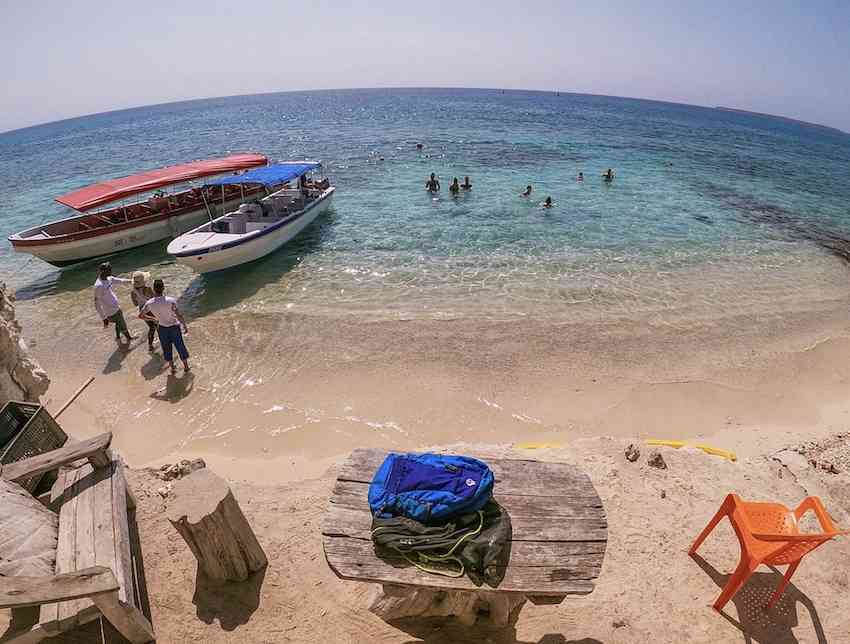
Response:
[140,279,190,374]
[93,262,133,343]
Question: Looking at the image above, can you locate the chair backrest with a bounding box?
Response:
[736,497,837,565]
[740,501,797,535]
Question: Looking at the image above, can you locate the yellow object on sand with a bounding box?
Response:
[647,439,737,462]
[514,442,563,450]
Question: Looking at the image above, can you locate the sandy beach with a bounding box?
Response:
[4,290,848,642]
[24,292,850,482]
[2,1,850,639]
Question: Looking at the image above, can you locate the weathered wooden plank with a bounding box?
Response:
[91,592,155,644]
[323,537,597,594]
[0,433,112,484]
[335,449,599,497]
[0,567,118,609]
[330,479,604,517]
[323,536,605,575]
[61,463,96,629]
[110,452,136,608]
[0,622,51,644]
[322,505,608,542]
[40,468,78,630]
[325,449,607,601]
[92,457,121,608]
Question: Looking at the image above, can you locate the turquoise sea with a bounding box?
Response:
[2,88,850,325]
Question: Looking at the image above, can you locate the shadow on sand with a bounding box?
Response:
[393,618,603,644]
[193,566,266,631]
[140,352,168,380]
[149,372,195,403]
[690,554,827,644]
[102,338,134,374]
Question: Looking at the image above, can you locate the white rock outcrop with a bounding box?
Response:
[0,283,49,406]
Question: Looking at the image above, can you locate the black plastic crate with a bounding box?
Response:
[0,401,68,493]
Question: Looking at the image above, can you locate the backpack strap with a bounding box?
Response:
[371,510,485,578]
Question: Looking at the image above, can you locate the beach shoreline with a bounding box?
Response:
[25,293,850,483]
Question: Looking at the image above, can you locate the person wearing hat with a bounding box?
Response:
[93,262,134,343]
[130,271,157,352]
[139,279,190,375]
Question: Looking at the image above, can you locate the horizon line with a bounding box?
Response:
[2,86,846,137]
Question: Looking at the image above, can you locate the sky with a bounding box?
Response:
[2,0,849,133]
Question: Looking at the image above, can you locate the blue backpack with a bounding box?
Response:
[368,452,494,523]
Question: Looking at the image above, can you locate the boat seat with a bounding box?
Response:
[227,214,247,234]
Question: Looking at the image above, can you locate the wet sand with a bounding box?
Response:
[21,292,850,482]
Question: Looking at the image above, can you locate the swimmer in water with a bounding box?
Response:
[542,196,554,208]
[520,184,533,197]
[461,176,472,190]
[577,172,584,182]
[425,172,440,192]
[602,168,614,182]
[449,177,460,194]
[416,143,423,151]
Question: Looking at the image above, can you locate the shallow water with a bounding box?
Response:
[2,88,850,326]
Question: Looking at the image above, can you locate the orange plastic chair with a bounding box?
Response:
[690,493,847,611]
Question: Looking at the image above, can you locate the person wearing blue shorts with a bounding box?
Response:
[139,279,190,374]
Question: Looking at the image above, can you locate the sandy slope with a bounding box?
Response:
[116,438,850,643]
[9,293,850,642]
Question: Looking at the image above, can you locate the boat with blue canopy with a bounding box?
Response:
[166,161,334,273]
[8,153,270,267]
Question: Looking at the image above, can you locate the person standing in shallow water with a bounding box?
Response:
[140,279,190,375]
[461,176,472,190]
[130,271,156,352]
[425,173,440,192]
[93,262,134,344]
[449,177,460,194]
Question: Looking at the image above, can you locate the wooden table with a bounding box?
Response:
[322,448,607,626]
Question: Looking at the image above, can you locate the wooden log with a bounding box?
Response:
[0,567,118,610]
[367,584,526,626]
[0,433,112,484]
[166,468,267,582]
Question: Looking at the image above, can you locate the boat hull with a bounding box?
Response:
[171,190,333,273]
[9,199,245,268]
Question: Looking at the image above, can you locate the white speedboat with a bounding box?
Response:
[8,154,270,267]
[167,162,333,273]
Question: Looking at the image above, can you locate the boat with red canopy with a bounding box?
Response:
[8,153,272,267]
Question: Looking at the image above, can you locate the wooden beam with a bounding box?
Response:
[0,567,119,610]
[0,433,112,483]
[0,622,51,644]
[91,592,155,644]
